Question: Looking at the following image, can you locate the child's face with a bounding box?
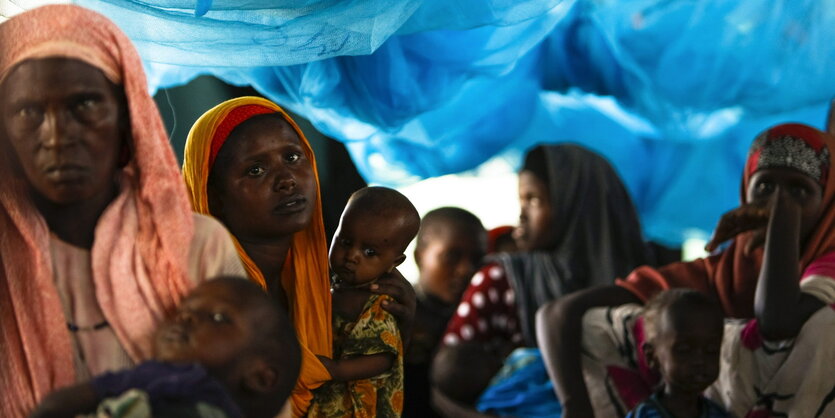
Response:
[650,306,723,396]
[329,206,408,285]
[416,225,485,304]
[154,281,258,371]
[746,167,822,242]
[514,170,557,251]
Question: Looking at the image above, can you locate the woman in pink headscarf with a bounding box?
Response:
[0,5,245,416]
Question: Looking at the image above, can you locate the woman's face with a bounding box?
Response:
[0,58,125,205]
[209,115,317,243]
[514,170,557,251]
[746,167,823,241]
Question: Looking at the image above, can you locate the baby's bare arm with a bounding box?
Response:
[317,353,395,382]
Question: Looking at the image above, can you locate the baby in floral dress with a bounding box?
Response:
[309,187,420,417]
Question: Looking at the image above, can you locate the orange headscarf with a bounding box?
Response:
[0,5,195,416]
[182,96,333,416]
[619,123,835,318]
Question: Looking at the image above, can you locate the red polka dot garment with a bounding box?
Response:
[442,262,524,347]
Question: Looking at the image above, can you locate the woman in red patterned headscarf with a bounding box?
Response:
[540,123,835,417]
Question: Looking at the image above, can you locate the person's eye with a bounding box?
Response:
[13,105,42,122]
[74,97,99,112]
[340,238,351,247]
[211,312,228,323]
[285,152,302,163]
[756,181,774,195]
[247,165,266,176]
[791,185,810,199]
[363,248,377,257]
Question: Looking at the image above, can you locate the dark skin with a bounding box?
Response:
[432,168,558,416]
[317,206,414,381]
[643,305,723,418]
[209,115,317,308]
[537,167,827,417]
[415,221,486,304]
[208,115,416,340]
[29,279,290,418]
[0,58,127,249]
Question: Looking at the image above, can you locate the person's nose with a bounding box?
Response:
[345,246,361,265]
[41,108,75,150]
[273,166,297,193]
[518,204,529,224]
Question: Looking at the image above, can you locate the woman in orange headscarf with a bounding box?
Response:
[0,5,245,417]
[183,97,416,416]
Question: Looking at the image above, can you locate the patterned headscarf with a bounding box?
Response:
[746,123,830,186]
[620,123,835,318]
[182,96,332,417]
[0,5,194,416]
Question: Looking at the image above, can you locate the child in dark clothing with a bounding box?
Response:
[627,289,729,418]
[30,278,301,418]
[405,207,486,417]
[309,187,420,417]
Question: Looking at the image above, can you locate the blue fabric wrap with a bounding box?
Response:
[476,348,562,417]
[27,0,835,245]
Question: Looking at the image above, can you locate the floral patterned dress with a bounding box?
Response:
[309,294,404,417]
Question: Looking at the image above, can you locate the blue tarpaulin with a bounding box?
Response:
[5,0,833,245]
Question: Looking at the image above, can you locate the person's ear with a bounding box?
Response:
[413,246,423,269]
[392,254,407,268]
[642,342,657,370]
[243,359,278,394]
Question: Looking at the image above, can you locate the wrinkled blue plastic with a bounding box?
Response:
[9,0,833,245]
[476,348,562,417]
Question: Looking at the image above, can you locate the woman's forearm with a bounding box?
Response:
[755,195,822,340]
[536,286,639,416]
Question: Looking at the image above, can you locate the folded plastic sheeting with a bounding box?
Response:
[4,0,834,245]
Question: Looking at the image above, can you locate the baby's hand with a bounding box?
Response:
[706,204,770,253]
[316,355,336,378]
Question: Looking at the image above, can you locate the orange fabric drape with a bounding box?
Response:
[619,123,835,318]
[182,96,333,416]
[0,5,195,416]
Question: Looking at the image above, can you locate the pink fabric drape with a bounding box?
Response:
[0,5,195,416]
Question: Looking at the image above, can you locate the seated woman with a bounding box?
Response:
[182,96,416,416]
[432,144,652,414]
[539,123,835,417]
[0,6,245,416]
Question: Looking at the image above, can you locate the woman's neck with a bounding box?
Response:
[238,237,292,307]
[33,184,118,249]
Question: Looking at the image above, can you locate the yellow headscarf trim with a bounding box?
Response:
[182,97,332,417]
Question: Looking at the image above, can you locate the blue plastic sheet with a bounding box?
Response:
[5,0,834,245]
[476,348,562,417]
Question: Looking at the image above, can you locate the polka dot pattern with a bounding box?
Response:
[442,262,522,346]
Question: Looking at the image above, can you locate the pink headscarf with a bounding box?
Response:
[0,5,194,415]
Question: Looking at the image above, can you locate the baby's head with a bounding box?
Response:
[642,289,724,396]
[154,277,301,418]
[329,186,420,286]
[414,207,486,304]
